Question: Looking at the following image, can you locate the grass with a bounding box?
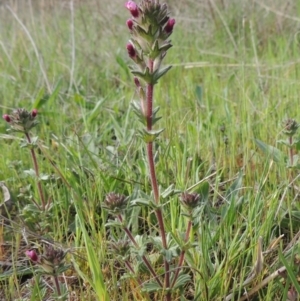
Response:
[1,0,300,300]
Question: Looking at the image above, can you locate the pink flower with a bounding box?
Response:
[164,18,175,34]
[126,19,134,30]
[2,114,11,123]
[125,1,139,18]
[31,109,38,118]
[26,250,39,262]
[287,287,297,301]
[126,43,136,58]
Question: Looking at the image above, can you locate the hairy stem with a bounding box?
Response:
[171,219,192,288]
[53,275,61,296]
[25,132,46,210]
[124,261,152,301]
[118,214,163,287]
[289,136,293,166]
[146,59,170,300]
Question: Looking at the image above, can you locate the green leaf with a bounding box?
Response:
[279,251,300,294]
[116,55,130,77]
[87,98,106,124]
[104,220,123,228]
[142,281,162,293]
[74,215,109,301]
[73,93,86,106]
[161,184,181,199]
[130,198,153,207]
[161,246,179,262]
[172,274,191,289]
[131,67,153,84]
[194,181,209,202]
[24,169,37,178]
[131,101,146,125]
[39,174,50,181]
[47,79,62,106]
[195,85,202,104]
[138,128,165,143]
[158,41,172,53]
[152,106,162,126]
[255,138,286,163]
[294,138,300,151]
[32,79,62,109]
[32,87,46,109]
[152,65,172,84]
[277,139,292,147]
[225,171,243,200]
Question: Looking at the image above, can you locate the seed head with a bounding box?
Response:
[282,119,299,137]
[180,192,201,209]
[109,239,131,257]
[103,192,128,212]
[44,245,65,267]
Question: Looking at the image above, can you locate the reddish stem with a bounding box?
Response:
[53,275,61,296]
[289,136,293,166]
[124,260,144,286]
[146,59,170,300]
[171,219,192,288]
[25,132,46,210]
[118,214,163,287]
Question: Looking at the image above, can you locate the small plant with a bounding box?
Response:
[281,118,300,168]
[25,245,70,299]
[255,118,300,170]
[2,109,74,300]
[2,108,47,210]
[102,1,202,300]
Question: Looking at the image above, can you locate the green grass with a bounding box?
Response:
[1,0,300,300]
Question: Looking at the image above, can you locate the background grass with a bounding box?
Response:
[1,0,300,300]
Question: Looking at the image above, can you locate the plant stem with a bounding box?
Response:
[146,59,170,300]
[171,219,192,288]
[53,275,61,296]
[289,136,293,166]
[25,132,46,210]
[124,261,152,301]
[118,214,163,287]
[124,260,142,284]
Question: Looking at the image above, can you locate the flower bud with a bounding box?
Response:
[103,192,128,212]
[164,18,175,34]
[109,239,130,257]
[31,109,38,118]
[44,245,65,266]
[2,114,11,123]
[126,43,136,58]
[287,287,297,301]
[26,250,39,262]
[3,108,39,133]
[180,192,201,209]
[282,118,299,137]
[125,1,139,18]
[126,19,134,30]
[134,77,140,87]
